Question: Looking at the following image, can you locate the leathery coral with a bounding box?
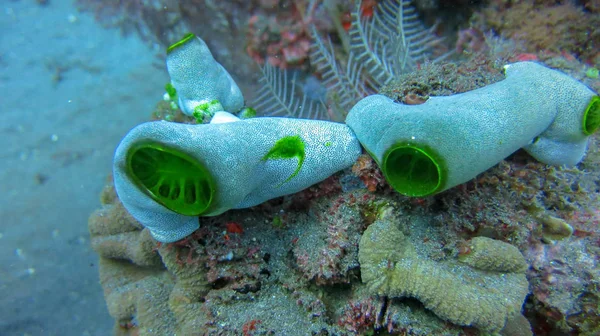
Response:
[358,206,531,333]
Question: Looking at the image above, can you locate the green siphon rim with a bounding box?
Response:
[167,33,196,54]
[582,95,600,136]
[382,142,446,197]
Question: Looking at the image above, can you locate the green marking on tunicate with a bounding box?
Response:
[165,83,177,101]
[583,95,600,135]
[324,141,332,147]
[195,102,209,111]
[167,33,195,54]
[193,103,209,119]
[126,142,215,216]
[262,135,305,184]
[272,216,284,228]
[382,142,446,197]
[239,107,257,119]
[585,68,599,79]
[193,100,223,123]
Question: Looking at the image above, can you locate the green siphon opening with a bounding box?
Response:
[382,143,444,197]
[167,33,195,54]
[126,142,215,216]
[582,95,600,136]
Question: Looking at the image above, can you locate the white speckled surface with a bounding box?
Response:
[113,116,361,242]
[346,62,597,194]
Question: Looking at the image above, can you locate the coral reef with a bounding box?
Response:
[474,1,600,63]
[91,146,600,334]
[151,100,194,124]
[308,0,447,119]
[358,206,530,332]
[90,179,344,335]
[431,133,600,334]
[291,192,363,284]
[245,0,319,68]
[458,236,528,273]
[89,179,162,268]
[89,183,175,335]
[87,1,600,335]
[351,154,387,193]
[379,57,506,102]
[526,235,600,334]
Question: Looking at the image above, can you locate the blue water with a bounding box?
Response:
[0,1,168,334]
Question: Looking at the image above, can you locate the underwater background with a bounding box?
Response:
[1,0,599,335]
[1,0,166,334]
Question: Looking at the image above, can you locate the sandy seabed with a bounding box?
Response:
[0,1,168,335]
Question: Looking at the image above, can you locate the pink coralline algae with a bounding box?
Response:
[338,298,378,333]
[246,3,315,68]
[292,193,363,284]
[525,235,600,334]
